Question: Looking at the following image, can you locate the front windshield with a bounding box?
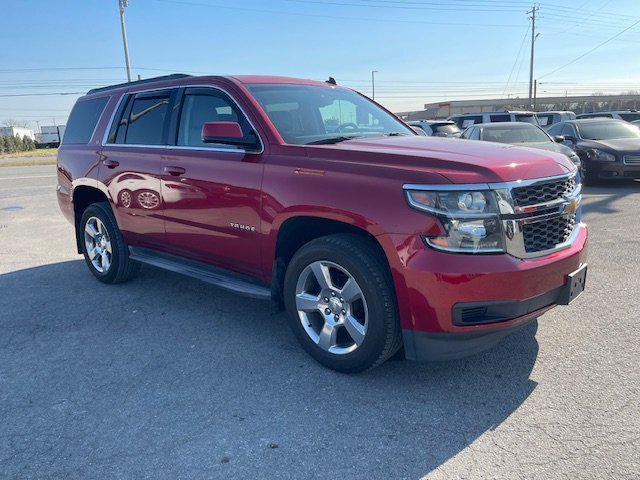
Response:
[246,84,413,144]
[578,121,640,140]
[483,126,550,144]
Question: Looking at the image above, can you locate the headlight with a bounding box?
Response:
[590,149,616,162]
[405,189,505,253]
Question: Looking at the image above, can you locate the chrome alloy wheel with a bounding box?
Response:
[295,260,368,355]
[84,216,112,273]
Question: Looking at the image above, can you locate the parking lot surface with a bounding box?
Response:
[0,165,638,479]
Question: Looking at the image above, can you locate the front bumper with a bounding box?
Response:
[380,225,588,361]
[592,160,640,179]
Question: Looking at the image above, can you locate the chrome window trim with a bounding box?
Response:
[100,83,264,154]
[403,170,582,259]
[100,94,123,146]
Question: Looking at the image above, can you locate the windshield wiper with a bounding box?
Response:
[384,132,409,136]
[306,136,361,145]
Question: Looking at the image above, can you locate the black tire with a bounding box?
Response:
[283,233,402,373]
[79,202,141,284]
[580,158,603,186]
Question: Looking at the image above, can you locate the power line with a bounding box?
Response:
[283,0,528,13]
[503,23,531,96]
[539,17,640,79]
[150,0,528,27]
[0,92,84,98]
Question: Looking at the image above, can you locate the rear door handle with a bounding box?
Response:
[102,159,119,169]
[163,166,186,176]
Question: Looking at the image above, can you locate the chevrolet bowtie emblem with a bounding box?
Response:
[562,198,579,215]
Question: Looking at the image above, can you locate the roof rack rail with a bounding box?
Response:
[87,73,192,95]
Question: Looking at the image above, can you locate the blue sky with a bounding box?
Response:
[1,0,640,129]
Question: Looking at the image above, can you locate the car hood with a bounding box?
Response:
[581,137,640,152]
[309,135,575,184]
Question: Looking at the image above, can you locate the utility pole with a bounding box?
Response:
[533,79,537,109]
[118,0,132,82]
[528,4,538,109]
[371,70,378,101]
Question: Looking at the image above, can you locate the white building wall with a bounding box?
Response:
[0,126,35,140]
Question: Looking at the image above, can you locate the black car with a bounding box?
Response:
[547,119,640,183]
[407,120,462,137]
[460,122,581,167]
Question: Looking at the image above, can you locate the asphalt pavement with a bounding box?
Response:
[0,165,638,479]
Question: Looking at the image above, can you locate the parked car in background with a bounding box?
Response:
[576,110,640,122]
[460,122,581,167]
[632,119,640,128]
[56,74,587,372]
[547,118,640,183]
[537,111,576,128]
[407,120,461,137]
[448,110,539,129]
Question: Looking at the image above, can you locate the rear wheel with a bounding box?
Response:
[80,202,140,284]
[284,234,402,373]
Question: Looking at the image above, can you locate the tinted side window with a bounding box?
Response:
[561,124,577,137]
[124,93,171,145]
[547,123,563,136]
[537,114,553,126]
[490,114,510,122]
[176,88,255,148]
[63,97,109,144]
[460,116,483,128]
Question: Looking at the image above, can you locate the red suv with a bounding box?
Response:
[57,74,588,372]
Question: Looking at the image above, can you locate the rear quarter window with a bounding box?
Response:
[62,96,109,145]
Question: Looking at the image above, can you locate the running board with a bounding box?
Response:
[128,247,271,300]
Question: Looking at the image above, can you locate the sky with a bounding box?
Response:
[1,0,640,130]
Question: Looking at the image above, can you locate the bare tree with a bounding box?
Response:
[2,119,29,128]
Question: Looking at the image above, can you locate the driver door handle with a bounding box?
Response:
[102,159,119,169]
[163,166,186,176]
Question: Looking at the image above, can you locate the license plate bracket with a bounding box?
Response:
[558,264,588,305]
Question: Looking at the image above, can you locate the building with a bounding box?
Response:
[0,126,35,140]
[396,94,640,120]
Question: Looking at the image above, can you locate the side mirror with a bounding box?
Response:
[201,122,259,150]
[563,135,577,144]
[553,135,565,143]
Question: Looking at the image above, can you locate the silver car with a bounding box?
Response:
[461,122,581,167]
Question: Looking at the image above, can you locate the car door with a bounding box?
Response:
[98,88,177,248]
[159,85,266,277]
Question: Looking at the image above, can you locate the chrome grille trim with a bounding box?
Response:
[493,171,581,259]
[623,155,640,165]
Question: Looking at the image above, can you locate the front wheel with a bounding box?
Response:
[80,202,140,284]
[283,234,402,373]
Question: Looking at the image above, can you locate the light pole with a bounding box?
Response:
[118,0,132,82]
[527,4,539,109]
[371,70,378,101]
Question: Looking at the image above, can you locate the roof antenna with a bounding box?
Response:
[326,77,337,85]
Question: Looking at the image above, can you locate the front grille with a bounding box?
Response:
[623,155,640,165]
[523,215,576,253]
[511,176,576,207]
